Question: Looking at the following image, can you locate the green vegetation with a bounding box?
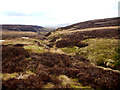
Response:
[2,38,36,45]
[1,71,36,81]
[18,71,36,79]
[49,36,55,41]
[48,33,64,40]
[113,48,120,60]
[57,34,64,37]
[57,75,91,88]
[1,73,18,80]
[112,48,120,70]
[2,38,46,54]
[2,31,39,39]
[2,18,120,89]
[24,45,44,54]
[61,38,120,69]
[61,46,80,55]
[43,83,55,88]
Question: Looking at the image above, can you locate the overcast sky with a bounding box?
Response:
[0,0,119,27]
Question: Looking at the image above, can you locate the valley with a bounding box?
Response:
[1,17,120,89]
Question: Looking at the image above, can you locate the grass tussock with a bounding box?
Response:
[56,75,91,88]
[24,45,44,54]
[1,73,18,80]
[61,38,120,70]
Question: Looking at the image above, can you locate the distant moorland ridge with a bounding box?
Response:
[1,24,49,32]
[57,17,120,31]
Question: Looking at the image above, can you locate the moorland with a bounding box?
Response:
[1,17,120,89]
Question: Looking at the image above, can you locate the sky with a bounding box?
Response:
[0,0,119,27]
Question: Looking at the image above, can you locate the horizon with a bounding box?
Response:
[1,16,119,28]
[0,0,119,28]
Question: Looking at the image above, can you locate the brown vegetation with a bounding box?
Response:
[2,30,45,39]
[2,45,29,73]
[55,29,119,48]
[56,17,120,31]
[2,17,120,89]
[2,45,120,89]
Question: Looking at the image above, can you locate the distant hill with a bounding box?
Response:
[47,17,120,48]
[56,17,120,31]
[1,24,52,33]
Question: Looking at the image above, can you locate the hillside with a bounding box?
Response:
[2,24,50,32]
[47,17,120,70]
[47,17,119,46]
[1,24,54,39]
[56,17,120,31]
[1,17,120,89]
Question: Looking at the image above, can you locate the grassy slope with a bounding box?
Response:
[49,26,119,38]
[61,38,120,70]
[46,17,120,70]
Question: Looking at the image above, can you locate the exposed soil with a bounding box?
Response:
[2,45,120,89]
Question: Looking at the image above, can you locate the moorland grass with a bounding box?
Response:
[2,30,39,39]
[2,38,43,45]
[61,38,120,70]
[24,45,44,54]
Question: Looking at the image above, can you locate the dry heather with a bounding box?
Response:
[49,26,119,38]
[2,45,120,89]
[49,28,119,48]
[1,17,120,89]
[56,17,120,30]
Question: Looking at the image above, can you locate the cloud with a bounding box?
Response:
[4,12,28,16]
[3,11,50,17]
[0,0,119,27]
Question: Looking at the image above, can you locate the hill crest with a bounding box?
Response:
[56,17,120,31]
[1,24,49,32]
